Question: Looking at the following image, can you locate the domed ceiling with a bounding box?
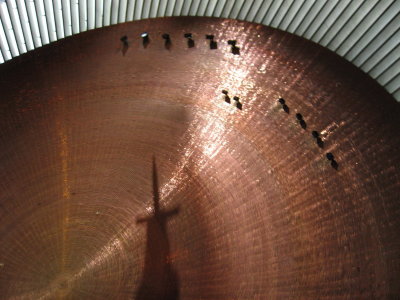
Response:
[0,0,399,101]
[0,17,399,299]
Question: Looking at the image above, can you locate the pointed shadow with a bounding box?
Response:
[135,157,180,300]
[120,36,129,56]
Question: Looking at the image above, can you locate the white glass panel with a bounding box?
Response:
[0,1,20,55]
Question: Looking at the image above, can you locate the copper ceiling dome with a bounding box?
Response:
[0,17,399,299]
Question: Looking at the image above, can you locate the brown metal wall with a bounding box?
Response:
[0,17,399,299]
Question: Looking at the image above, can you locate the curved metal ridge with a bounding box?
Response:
[0,0,399,101]
[0,17,399,299]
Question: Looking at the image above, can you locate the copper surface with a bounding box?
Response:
[0,17,399,299]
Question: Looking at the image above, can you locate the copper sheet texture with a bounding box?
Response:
[0,17,399,299]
